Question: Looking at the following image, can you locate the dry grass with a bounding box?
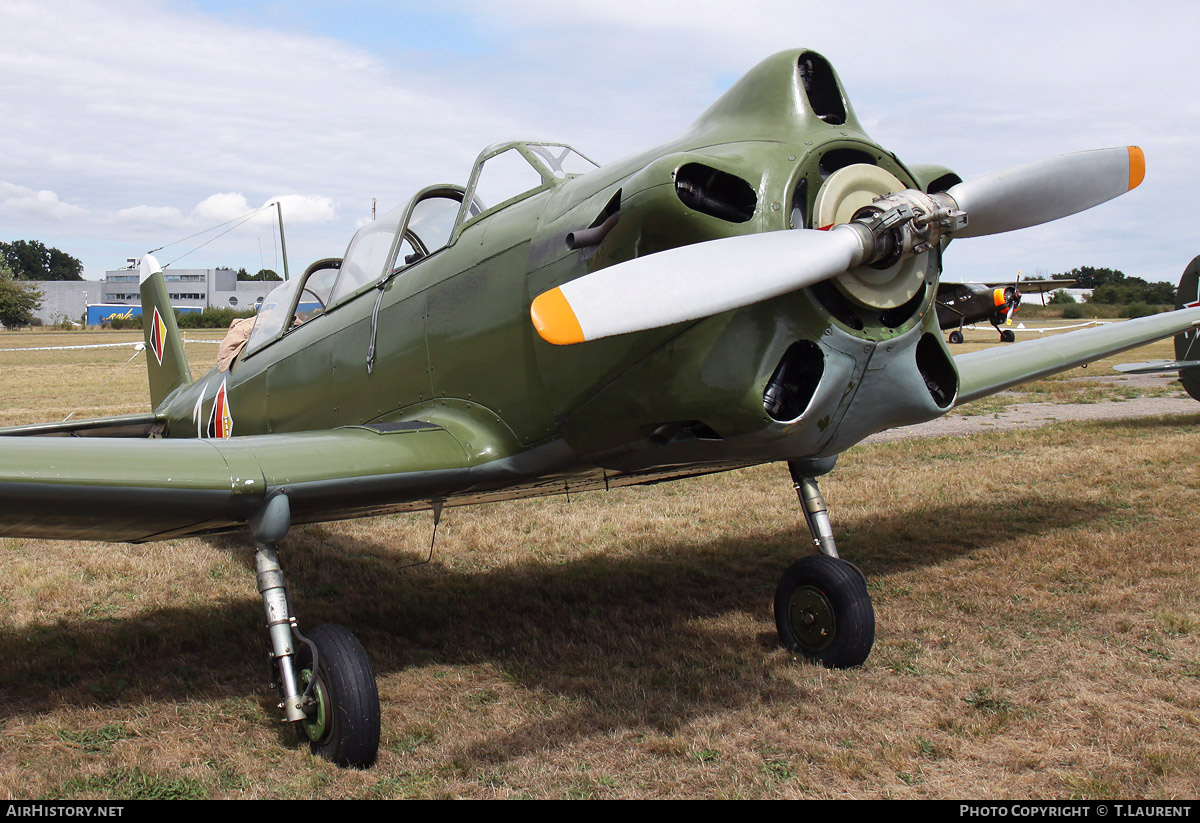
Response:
[0,329,224,427]
[0,328,1198,799]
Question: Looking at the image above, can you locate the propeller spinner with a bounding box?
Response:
[531,146,1144,345]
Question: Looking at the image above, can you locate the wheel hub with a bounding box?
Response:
[788,585,836,653]
[299,668,329,743]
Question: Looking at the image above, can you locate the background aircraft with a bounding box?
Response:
[937,275,1073,343]
[1,49,1197,769]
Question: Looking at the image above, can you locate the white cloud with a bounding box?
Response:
[260,195,336,225]
[0,181,87,221]
[115,204,186,227]
[189,193,255,225]
[116,193,334,230]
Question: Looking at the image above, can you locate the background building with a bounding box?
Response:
[24,281,91,325]
[20,260,278,324]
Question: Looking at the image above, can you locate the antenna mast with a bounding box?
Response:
[275,201,290,281]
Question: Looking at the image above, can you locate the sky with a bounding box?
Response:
[1,0,1198,285]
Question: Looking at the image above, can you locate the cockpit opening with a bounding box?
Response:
[238,142,595,363]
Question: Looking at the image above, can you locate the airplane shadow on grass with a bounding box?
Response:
[0,489,1115,767]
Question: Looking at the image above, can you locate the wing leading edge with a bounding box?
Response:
[954,307,1200,405]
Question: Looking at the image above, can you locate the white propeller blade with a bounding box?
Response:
[948,146,1144,238]
[531,224,866,345]
[531,146,1145,346]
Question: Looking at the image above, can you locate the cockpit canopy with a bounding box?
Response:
[242,141,596,361]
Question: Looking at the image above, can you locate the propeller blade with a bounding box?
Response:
[948,146,1144,238]
[531,225,866,345]
[531,147,1145,345]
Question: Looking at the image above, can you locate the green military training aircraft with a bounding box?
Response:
[3,49,1199,768]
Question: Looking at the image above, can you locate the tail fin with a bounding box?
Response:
[139,254,192,408]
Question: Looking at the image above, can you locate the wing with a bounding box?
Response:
[1113,359,1200,374]
[0,413,163,438]
[0,422,472,542]
[954,307,1200,405]
[976,279,1074,294]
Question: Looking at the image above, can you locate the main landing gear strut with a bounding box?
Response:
[774,460,875,668]
[251,494,381,768]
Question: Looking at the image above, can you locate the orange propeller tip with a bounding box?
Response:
[530,288,586,345]
[1127,146,1145,190]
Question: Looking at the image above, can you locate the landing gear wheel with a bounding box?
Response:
[948,330,964,345]
[295,623,380,768]
[999,329,1015,343]
[774,554,875,668]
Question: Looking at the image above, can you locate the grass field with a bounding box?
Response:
[0,325,1197,799]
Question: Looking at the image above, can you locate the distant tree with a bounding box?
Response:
[237,268,281,281]
[1047,290,1076,304]
[0,258,13,282]
[1143,281,1176,304]
[1052,266,1125,290]
[0,280,43,327]
[1090,279,1173,306]
[0,240,83,281]
[47,246,83,280]
[1089,284,1125,304]
[1053,265,1173,309]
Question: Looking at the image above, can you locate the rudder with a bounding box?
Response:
[139,254,192,408]
[1175,255,1200,402]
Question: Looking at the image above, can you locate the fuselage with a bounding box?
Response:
[936,282,1017,330]
[159,49,961,493]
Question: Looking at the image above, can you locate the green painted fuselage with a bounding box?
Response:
[162,49,956,486]
[0,49,967,541]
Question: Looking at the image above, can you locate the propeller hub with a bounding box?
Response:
[813,165,961,310]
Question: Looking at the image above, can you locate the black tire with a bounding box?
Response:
[1000,329,1015,343]
[948,330,964,345]
[295,623,380,768]
[774,554,874,669]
